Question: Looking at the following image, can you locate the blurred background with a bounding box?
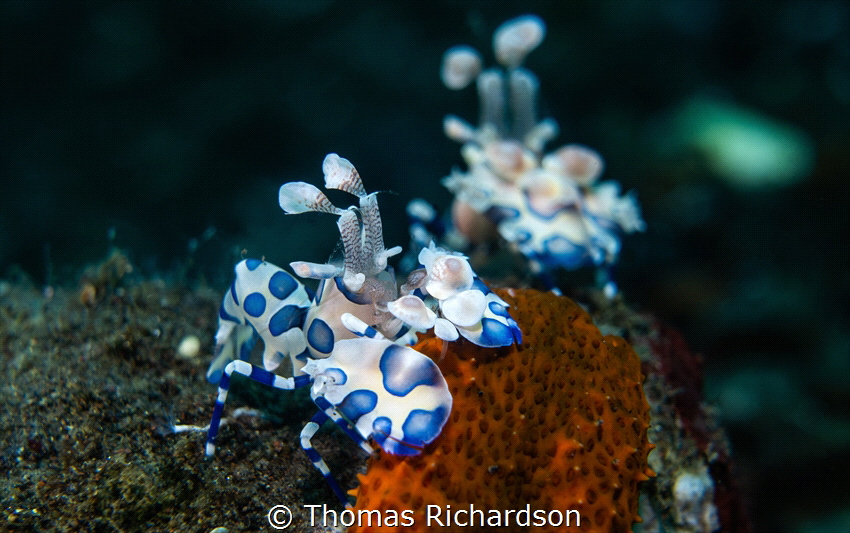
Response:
[1,1,848,530]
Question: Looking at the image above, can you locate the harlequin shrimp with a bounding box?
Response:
[409,15,645,297]
[200,153,521,505]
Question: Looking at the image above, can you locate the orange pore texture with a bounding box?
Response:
[350,289,653,532]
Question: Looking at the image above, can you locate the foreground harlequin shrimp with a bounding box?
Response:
[200,153,520,506]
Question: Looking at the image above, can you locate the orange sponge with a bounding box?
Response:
[350,288,653,532]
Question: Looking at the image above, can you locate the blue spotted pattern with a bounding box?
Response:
[380,344,443,396]
[371,416,392,444]
[243,292,266,317]
[400,406,449,451]
[488,300,510,317]
[268,270,299,300]
[325,367,347,385]
[209,258,314,384]
[307,319,335,354]
[337,389,378,422]
[268,305,305,336]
